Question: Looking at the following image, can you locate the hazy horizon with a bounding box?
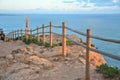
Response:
[0,0,120,14]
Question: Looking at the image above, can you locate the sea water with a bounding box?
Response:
[0,14,120,68]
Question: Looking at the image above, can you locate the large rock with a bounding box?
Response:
[0,47,55,80]
[28,55,54,69]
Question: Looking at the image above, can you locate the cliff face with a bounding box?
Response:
[0,46,105,80]
[0,34,106,80]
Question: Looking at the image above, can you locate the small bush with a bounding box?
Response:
[96,64,120,79]
[58,42,62,46]
[23,38,32,44]
[45,42,50,47]
[66,40,74,45]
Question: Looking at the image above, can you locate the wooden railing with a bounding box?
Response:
[7,17,120,80]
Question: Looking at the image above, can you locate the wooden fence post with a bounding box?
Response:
[37,27,40,42]
[30,29,32,41]
[42,24,45,45]
[62,22,67,57]
[50,22,52,47]
[26,17,29,42]
[86,29,91,80]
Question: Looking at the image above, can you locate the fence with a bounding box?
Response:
[7,17,120,80]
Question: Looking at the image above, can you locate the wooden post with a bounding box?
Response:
[12,32,14,39]
[62,22,67,57]
[26,17,29,42]
[30,29,32,41]
[37,27,40,42]
[42,24,45,45]
[86,29,91,80]
[50,22,52,47]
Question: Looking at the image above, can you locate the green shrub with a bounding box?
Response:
[66,40,74,45]
[45,42,50,47]
[52,43,58,47]
[23,38,32,44]
[58,42,62,46]
[96,64,120,79]
[32,38,38,44]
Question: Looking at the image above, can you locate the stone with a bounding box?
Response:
[28,56,54,69]
[5,69,39,80]
[6,54,13,60]
[68,34,82,43]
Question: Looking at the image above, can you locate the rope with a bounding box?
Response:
[66,27,120,44]
[44,25,49,28]
[53,26,62,28]
[52,32,62,36]
[32,29,37,32]
[66,36,120,61]
[66,27,87,36]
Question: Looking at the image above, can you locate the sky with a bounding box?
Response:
[0,0,120,14]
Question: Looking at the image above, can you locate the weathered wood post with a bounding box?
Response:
[12,32,14,39]
[50,22,52,47]
[86,29,91,80]
[62,22,67,57]
[25,17,29,42]
[37,27,40,42]
[42,24,45,45]
[30,29,32,41]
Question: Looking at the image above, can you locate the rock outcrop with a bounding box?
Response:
[0,34,106,80]
[0,47,54,80]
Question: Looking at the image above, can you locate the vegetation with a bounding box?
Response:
[66,40,75,45]
[96,64,120,79]
[11,35,91,48]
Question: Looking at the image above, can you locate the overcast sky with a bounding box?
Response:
[0,0,120,14]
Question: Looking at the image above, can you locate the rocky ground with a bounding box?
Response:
[0,35,106,80]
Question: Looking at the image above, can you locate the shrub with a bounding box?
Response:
[45,42,50,47]
[23,38,32,44]
[58,42,62,46]
[96,64,120,79]
[66,40,74,45]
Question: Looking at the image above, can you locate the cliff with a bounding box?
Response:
[0,34,106,80]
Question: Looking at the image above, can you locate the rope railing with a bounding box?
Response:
[7,20,120,80]
[66,36,120,61]
[44,25,50,28]
[52,25,62,28]
[32,28,37,32]
[52,32,62,36]
[66,26,120,44]
[52,31,120,61]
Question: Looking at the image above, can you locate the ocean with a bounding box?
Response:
[0,14,120,68]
